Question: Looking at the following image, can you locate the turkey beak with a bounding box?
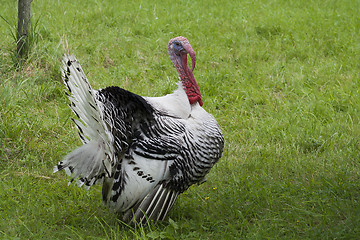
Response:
[183,43,196,72]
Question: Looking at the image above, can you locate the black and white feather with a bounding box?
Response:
[55,43,224,224]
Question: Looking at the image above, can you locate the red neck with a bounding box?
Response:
[168,40,203,106]
[177,54,202,106]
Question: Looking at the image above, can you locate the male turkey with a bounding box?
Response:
[54,36,224,224]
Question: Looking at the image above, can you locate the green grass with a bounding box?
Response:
[1,0,360,238]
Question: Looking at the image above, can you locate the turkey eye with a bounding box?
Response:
[174,42,181,47]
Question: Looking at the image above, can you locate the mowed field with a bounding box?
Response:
[1,0,360,239]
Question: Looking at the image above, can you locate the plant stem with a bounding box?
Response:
[17,0,33,58]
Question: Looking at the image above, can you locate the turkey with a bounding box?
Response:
[54,36,224,224]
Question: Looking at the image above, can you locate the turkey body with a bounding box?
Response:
[54,37,224,224]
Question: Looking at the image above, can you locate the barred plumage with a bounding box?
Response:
[54,36,224,224]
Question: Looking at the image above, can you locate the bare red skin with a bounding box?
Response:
[168,37,203,106]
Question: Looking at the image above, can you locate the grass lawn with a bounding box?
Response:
[1,0,360,239]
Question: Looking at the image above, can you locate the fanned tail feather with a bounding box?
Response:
[54,55,114,188]
[62,55,105,144]
[53,140,107,188]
